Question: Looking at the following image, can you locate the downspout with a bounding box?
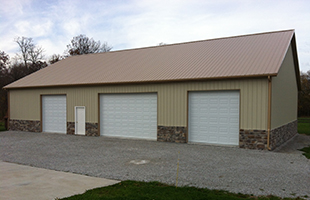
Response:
[267,76,272,150]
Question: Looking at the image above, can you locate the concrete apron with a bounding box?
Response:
[0,161,119,200]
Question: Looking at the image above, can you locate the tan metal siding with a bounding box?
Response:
[9,79,268,130]
[271,45,298,129]
[10,89,40,121]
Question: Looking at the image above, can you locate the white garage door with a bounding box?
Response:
[188,91,239,145]
[100,93,157,140]
[42,95,67,134]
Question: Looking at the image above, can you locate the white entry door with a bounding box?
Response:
[100,93,157,140]
[75,106,85,135]
[188,91,239,146]
[42,95,67,134]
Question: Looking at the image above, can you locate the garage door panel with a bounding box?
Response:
[229,127,238,132]
[219,117,228,123]
[100,93,157,140]
[209,108,218,113]
[220,108,228,113]
[220,99,228,104]
[219,137,229,143]
[209,136,218,143]
[42,95,66,134]
[219,127,228,132]
[189,91,239,146]
[230,108,239,113]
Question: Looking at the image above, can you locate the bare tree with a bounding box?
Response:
[28,45,44,64]
[28,61,48,73]
[66,34,112,56]
[15,37,45,68]
[0,51,9,69]
[15,37,33,68]
[0,50,10,88]
[48,54,64,64]
[0,51,10,119]
[0,50,9,86]
[0,47,47,119]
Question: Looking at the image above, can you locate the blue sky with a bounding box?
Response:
[0,0,310,72]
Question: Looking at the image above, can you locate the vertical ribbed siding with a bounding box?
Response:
[158,83,187,126]
[9,78,268,130]
[271,45,298,129]
[10,89,41,121]
[68,87,98,123]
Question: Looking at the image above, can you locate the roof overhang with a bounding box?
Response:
[4,74,277,90]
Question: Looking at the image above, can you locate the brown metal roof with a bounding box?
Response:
[4,29,298,89]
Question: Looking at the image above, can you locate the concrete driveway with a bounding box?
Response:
[0,131,310,199]
[0,161,119,200]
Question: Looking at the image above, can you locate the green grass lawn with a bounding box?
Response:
[60,180,305,200]
[298,118,310,159]
[298,117,310,135]
[0,121,6,131]
[299,146,310,159]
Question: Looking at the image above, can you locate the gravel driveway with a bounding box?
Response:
[1,131,309,199]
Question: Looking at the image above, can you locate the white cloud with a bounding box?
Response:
[0,0,310,71]
[0,0,31,16]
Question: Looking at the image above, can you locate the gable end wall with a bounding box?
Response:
[271,44,298,129]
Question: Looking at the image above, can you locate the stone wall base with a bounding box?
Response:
[270,120,297,150]
[7,120,99,136]
[86,123,99,136]
[67,122,75,135]
[157,126,187,143]
[67,122,99,136]
[9,119,41,132]
[240,120,298,150]
[239,129,267,150]
[8,119,297,150]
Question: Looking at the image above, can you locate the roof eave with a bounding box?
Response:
[4,74,277,90]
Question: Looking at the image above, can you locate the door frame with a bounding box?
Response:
[75,106,86,135]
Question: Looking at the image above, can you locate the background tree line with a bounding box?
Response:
[298,71,310,117]
[0,35,112,119]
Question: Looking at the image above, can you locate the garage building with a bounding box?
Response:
[4,29,301,150]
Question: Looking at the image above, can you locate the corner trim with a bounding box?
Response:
[267,76,272,150]
[7,90,10,130]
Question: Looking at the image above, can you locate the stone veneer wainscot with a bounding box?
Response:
[67,122,75,135]
[239,120,297,150]
[9,119,41,132]
[157,126,187,143]
[8,119,297,151]
[85,123,99,136]
[269,120,297,150]
[67,122,99,136]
